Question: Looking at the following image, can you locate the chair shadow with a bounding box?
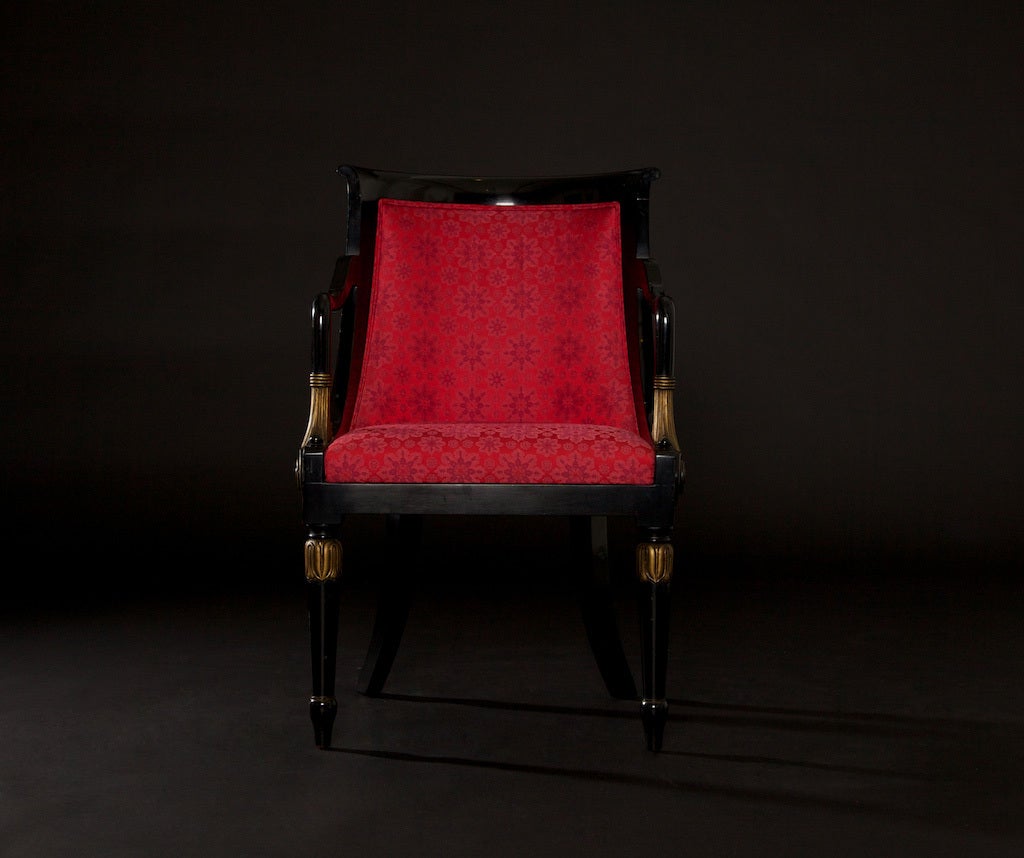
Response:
[341,691,1024,835]
[326,743,918,820]
[380,690,1009,738]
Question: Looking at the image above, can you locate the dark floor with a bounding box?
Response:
[2,546,1022,857]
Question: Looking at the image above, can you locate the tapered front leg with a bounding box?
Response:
[636,530,674,751]
[306,530,342,749]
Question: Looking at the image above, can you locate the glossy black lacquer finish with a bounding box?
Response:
[299,165,682,752]
[337,166,660,259]
[307,549,340,749]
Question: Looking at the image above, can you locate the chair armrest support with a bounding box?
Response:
[652,291,675,379]
[650,292,680,453]
[625,255,678,454]
[310,291,332,377]
[297,253,361,489]
[298,294,334,486]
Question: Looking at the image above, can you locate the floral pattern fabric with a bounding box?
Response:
[326,422,654,484]
[325,199,654,485]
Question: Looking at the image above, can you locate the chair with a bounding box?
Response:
[296,165,684,751]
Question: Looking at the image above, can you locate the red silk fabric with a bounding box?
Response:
[325,199,654,484]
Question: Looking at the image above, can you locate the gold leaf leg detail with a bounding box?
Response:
[305,537,342,582]
[637,542,674,584]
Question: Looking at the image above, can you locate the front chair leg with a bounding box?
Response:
[305,531,343,749]
[636,532,674,751]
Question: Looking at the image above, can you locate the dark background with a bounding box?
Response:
[3,1,1021,602]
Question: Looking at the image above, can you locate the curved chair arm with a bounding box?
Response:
[627,255,678,453]
[652,291,675,379]
[298,292,334,487]
[298,254,362,480]
[649,292,680,453]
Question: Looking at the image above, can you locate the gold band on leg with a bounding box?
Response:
[305,538,342,582]
[637,542,674,584]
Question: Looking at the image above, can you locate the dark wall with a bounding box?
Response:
[3,2,1021,595]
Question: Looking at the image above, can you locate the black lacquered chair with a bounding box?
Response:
[296,165,684,751]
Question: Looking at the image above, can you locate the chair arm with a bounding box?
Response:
[652,291,675,379]
[626,255,678,452]
[299,254,361,464]
[299,292,334,468]
[649,291,680,453]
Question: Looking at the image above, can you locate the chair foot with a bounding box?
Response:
[640,698,668,752]
[310,695,338,749]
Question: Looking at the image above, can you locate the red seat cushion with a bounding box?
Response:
[325,422,654,484]
[325,199,654,485]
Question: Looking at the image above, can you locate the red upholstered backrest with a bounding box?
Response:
[350,199,640,433]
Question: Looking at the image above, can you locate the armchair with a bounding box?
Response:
[296,165,684,751]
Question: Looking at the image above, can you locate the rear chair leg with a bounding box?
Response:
[306,531,342,749]
[572,516,637,700]
[357,514,421,696]
[636,532,674,751]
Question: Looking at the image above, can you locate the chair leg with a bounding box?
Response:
[305,530,343,749]
[636,530,674,751]
[357,514,422,696]
[571,516,638,700]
